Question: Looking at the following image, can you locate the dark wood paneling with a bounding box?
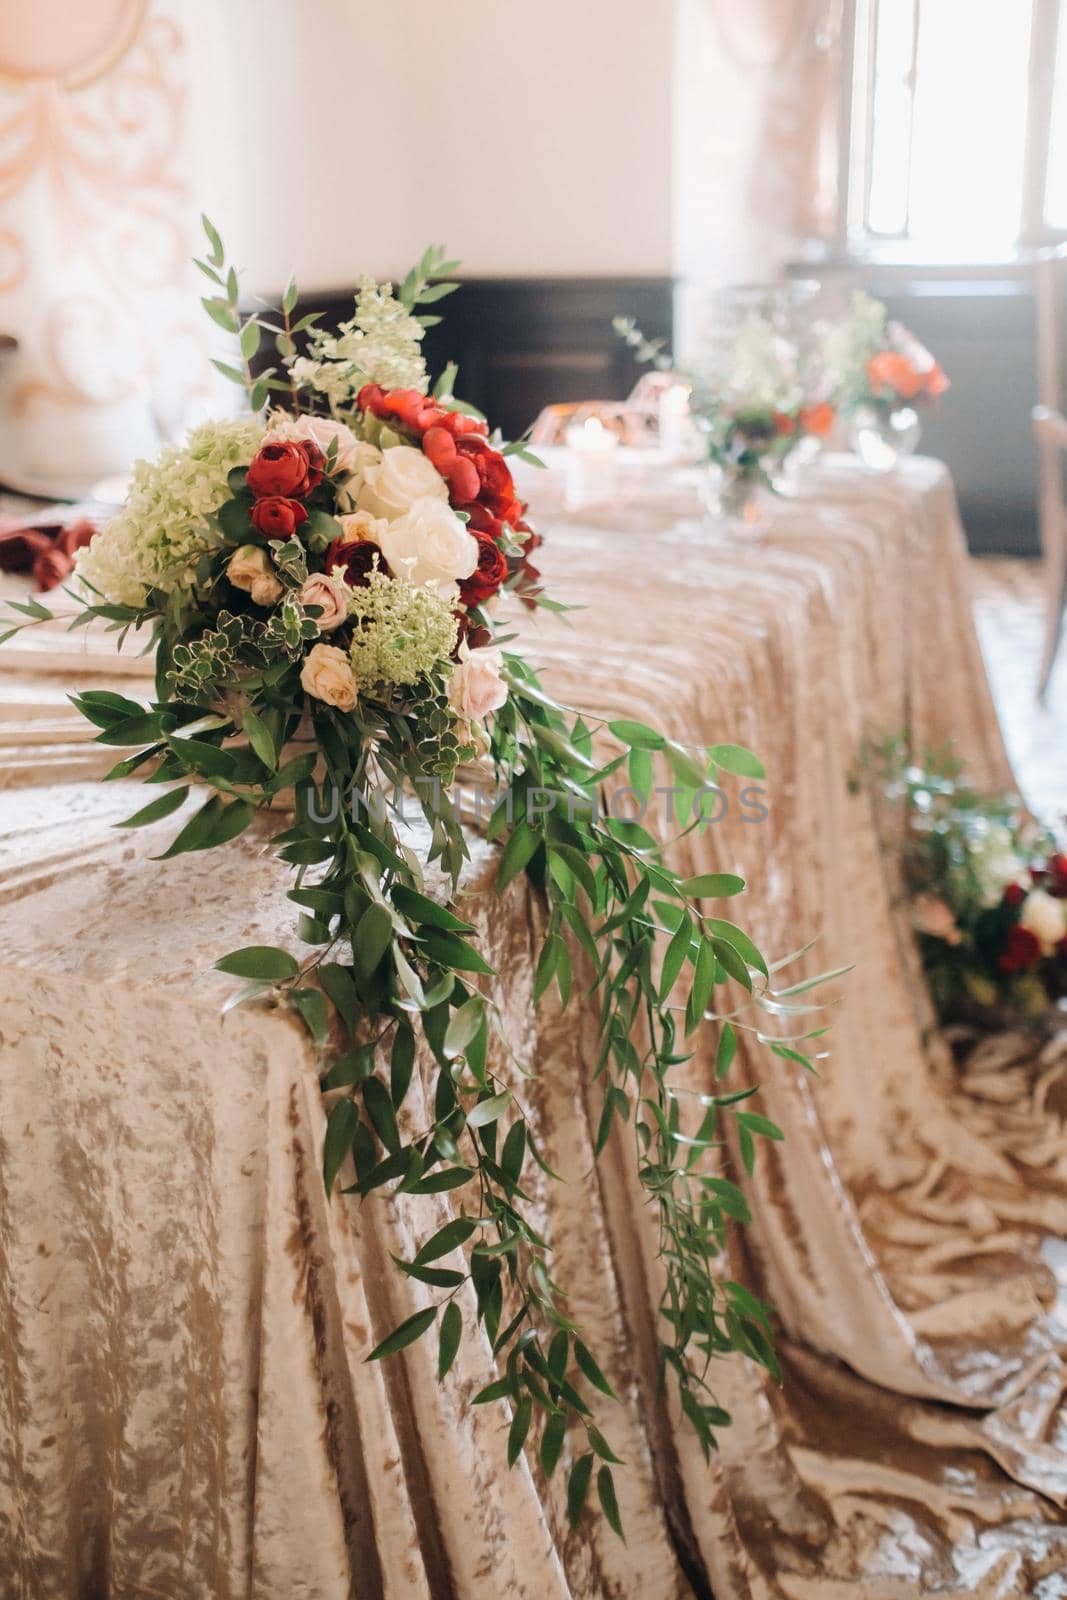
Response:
[253,277,673,444]
[791,260,1041,554]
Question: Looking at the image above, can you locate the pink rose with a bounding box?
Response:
[448,646,508,724]
[288,415,362,477]
[299,572,350,632]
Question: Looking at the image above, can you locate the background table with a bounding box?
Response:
[2,460,1066,1599]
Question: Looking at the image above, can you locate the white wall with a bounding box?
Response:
[182,0,675,292]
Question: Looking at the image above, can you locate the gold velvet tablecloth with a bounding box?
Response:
[2,459,1067,1599]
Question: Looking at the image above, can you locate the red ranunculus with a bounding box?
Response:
[358,383,490,442]
[453,610,492,656]
[459,531,509,607]
[250,497,308,537]
[453,437,517,515]
[248,441,315,499]
[298,439,325,491]
[327,538,389,587]
[998,923,1043,974]
[800,402,835,438]
[1003,883,1027,907]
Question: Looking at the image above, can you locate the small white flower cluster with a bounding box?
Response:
[290,276,429,411]
[721,317,802,414]
[76,417,264,606]
[821,291,887,401]
[969,823,1027,907]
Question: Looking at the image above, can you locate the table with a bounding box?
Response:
[2,460,1066,1598]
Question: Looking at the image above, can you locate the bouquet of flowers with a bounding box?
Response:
[2,221,839,1529]
[825,291,948,418]
[881,742,1066,1024]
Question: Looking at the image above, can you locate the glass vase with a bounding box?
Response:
[849,404,921,472]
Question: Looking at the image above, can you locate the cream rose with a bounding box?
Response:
[448,646,508,724]
[227,544,283,607]
[379,496,478,590]
[1019,889,1067,955]
[357,445,448,520]
[299,573,351,632]
[335,509,388,548]
[300,643,358,710]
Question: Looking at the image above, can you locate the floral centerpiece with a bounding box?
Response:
[615,312,834,520]
[2,222,840,1532]
[880,742,1066,1024]
[825,292,948,471]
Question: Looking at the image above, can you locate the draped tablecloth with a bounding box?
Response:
[2,458,1067,1599]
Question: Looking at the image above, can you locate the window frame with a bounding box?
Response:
[840,0,1067,258]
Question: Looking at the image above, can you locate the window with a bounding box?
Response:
[846,0,1067,257]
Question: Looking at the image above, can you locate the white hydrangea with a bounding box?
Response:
[76,417,264,606]
[969,823,1026,907]
[722,317,802,413]
[291,276,428,412]
[822,291,887,400]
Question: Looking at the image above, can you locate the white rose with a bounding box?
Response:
[448,646,508,724]
[1019,889,1067,955]
[299,573,351,632]
[357,445,448,520]
[335,509,388,548]
[227,544,283,607]
[379,496,478,590]
[300,643,358,710]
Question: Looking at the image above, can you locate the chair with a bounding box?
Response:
[1032,247,1067,700]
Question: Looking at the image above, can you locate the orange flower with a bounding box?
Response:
[923,362,949,398]
[772,410,797,437]
[799,402,835,438]
[866,351,923,400]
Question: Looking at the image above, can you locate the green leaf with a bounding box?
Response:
[736,1110,784,1141]
[290,987,329,1044]
[367,1305,437,1362]
[201,212,225,267]
[716,1021,737,1078]
[711,938,753,992]
[659,911,693,1002]
[201,296,239,334]
[507,1395,533,1467]
[420,930,495,975]
[704,918,769,978]
[540,1410,567,1478]
[214,945,299,981]
[239,319,261,360]
[501,1121,527,1184]
[363,1077,400,1154]
[708,743,765,779]
[466,1090,512,1129]
[597,1466,624,1540]
[282,274,299,315]
[444,996,485,1060]
[167,737,237,780]
[154,796,254,858]
[319,963,361,1033]
[567,1453,595,1527]
[390,1023,416,1108]
[609,719,665,751]
[392,884,474,933]
[414,1216,476,1265]
[354,902,393,980]
[241,706,277,771]
[587,1426,623,1464]
[683,873,746,899]
[323,1099,359,1191]
[410,1166,475,1194]
[116,785,189,829]
[438,1301,462,1379]
[574,1339,618,1400]
[497,820,541,891]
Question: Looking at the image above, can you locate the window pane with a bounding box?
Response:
[1046,8,1067,228]
[867,0,917,235]
[906,0,1031,252]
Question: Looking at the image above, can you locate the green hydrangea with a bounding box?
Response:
[76,416,264,605]
[347,569,457,689]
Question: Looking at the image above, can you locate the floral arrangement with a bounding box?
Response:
[1,222,840,1532]
[825,291,948,418]
[616,312,834,516]
[880,741,1066,1023]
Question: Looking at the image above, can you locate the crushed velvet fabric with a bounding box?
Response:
[1,459,1066,1598]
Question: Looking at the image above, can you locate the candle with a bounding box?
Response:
[564,415,619,508]
[658,383,695,459]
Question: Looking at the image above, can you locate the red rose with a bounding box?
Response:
[998,923,1043,974]
[326,538,390,587]
[248,442,313,498]
[1047,853,1067,896]
[459,531,509,607]
[1003,883,1027,907]
[298,439,325,491]
[250,497,308,537]
[453,610,492,656]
